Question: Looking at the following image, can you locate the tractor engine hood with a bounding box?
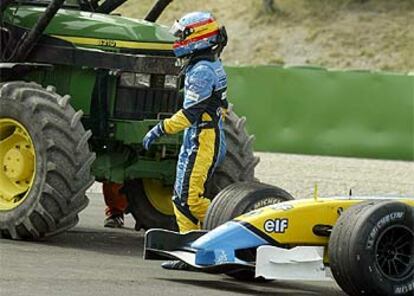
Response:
[4,5,175,52]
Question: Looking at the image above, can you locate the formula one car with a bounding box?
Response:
[144,182,414,296]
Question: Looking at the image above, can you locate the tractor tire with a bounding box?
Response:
[329,200,414,296]
[123,179,178,230]
[0,81,95,240]
[127,107,259,231]
[205,104,260,198]
[203,181,294,281]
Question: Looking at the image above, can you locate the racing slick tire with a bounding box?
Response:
[329,200,414,296]
[0,82,95,240]
[204,181,294,281]
[204,181,294,230]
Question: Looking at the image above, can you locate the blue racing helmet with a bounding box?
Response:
[170,12,226,58]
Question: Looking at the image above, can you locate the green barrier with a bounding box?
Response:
[225,65,414,161]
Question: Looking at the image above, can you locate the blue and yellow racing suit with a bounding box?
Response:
[162,58,228,232]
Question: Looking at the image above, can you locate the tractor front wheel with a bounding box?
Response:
[0,82,95,240]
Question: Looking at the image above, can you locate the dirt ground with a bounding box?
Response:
[254,152,414,199]
[117,0,414,72]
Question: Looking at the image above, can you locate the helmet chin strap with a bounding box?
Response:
[176,56,191,76]
[177,49,217,72]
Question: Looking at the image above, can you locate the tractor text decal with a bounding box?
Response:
[264,219,289,233]
[99,39,117,47]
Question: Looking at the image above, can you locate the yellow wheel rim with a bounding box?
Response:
[143,179,174,216]
[0,118,36,211]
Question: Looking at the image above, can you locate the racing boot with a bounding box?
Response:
[161,260,197,271]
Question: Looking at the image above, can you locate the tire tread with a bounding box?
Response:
[0,82,94,240]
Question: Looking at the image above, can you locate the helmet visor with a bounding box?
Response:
[169,20,186,39]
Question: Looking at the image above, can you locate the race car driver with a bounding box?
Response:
[142,12,229,270]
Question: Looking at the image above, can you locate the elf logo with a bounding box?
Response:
[264,219,289,233]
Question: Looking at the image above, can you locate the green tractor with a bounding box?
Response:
[0,0,258,239]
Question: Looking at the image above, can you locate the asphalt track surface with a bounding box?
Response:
[1,152,413,296]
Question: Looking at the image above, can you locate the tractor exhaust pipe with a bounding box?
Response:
[11,0,65,61]
[144,0,174,23]
[95,0,127,14]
